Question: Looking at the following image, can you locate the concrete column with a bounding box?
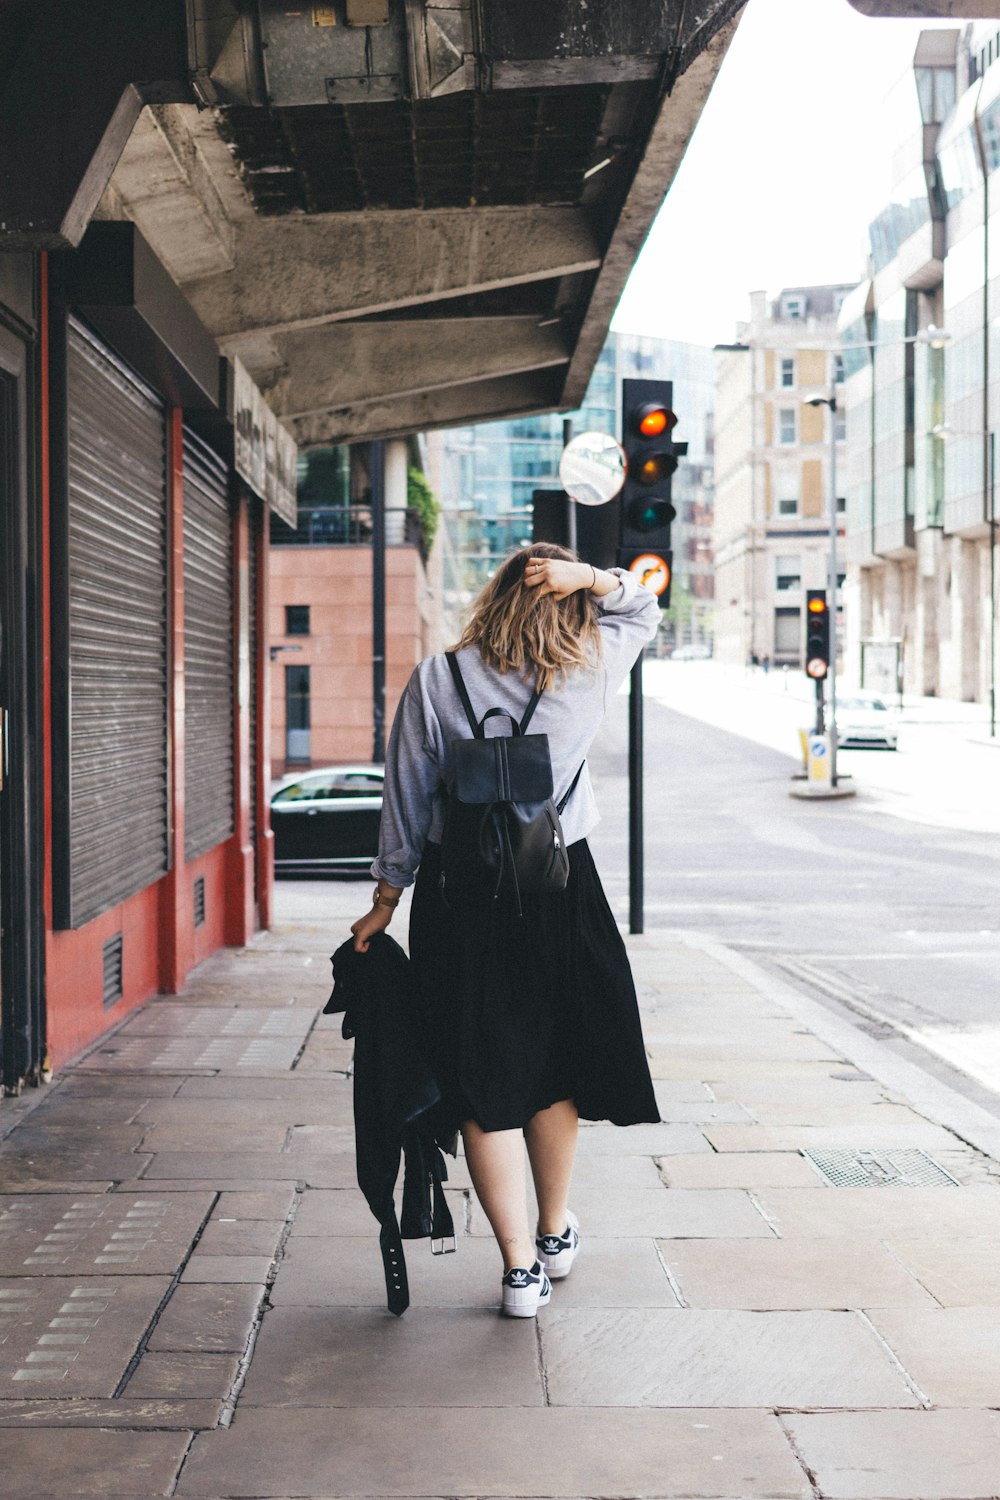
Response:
[225,491,255,948]
[385,439,408,545]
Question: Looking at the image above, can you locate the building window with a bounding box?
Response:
[779,409,796,445]
[835,411,846,441]
[836,495,846,513]
[781,358,795,388]
[785,297,803,320]
[834,354,845,384]
[285,665,311,764]
[286,604,310,636]
[775,556,801,592]
[774,606,801,659]
[778,497,798,516]
[837,572,846,589]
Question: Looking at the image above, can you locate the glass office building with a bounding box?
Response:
[840,25,998,705]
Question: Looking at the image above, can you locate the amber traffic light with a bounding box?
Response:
[635,403,678,440]
[620,378,686,610]
[805,590,830,680]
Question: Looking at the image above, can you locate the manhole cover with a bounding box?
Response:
[802,1148,960,1188]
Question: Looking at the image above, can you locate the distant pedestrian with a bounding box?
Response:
[761,652,771,674]
[351,543,660,1317]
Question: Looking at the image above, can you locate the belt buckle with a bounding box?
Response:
[431,1235,456,1256]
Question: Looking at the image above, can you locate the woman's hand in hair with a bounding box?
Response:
[350,902,394,954]
[523,557,592,600]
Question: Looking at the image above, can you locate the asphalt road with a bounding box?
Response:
[589,686,1000,1115]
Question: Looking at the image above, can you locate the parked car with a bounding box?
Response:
[835,693,899,751]
[669,643,713,661]
[271,765,384,874]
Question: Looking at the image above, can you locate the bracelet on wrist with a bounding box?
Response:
[372,886,400,908]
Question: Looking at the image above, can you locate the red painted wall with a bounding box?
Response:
[40,289,272,1072]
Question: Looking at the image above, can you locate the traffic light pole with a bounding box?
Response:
[562,418,577,553]
[628,658,644,935]
[827,391,839,787]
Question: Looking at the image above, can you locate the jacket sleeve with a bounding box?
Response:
[597,567,662,704]
[371,669,441,889]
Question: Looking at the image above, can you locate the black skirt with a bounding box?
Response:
[408,840,660,1135]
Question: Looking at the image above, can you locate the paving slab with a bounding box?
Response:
[291,1189,466,1239]
[0,1275,171,1395]
[134,1097,351,1126]
[191,1217,286,1256]
[786,1409,1000,1499]
[49,1074,185,1098]
[887,1236,1000,1304]
[76,1033,304,1070]
[146,1282,264,1352]
[182,1253,276,1283]
[658,1151,824,1188]
[270,1234,679,1309]
[651,1097,755,1124]
[575,1123,712,1155]
[175,1074,350,1100]
[645,1053,849,1081]
[177,1405,811,1498]
[11,1124,148,1151]
[240,1304,545,1407]
[704,1121,964,1152]
[137,1122,290,1151]
[125,1349,241,1398]
[0,1424,190,1496]
[115,1004,314,1038]
[217,1187,298,1219]
[472,1186,774,1239]
[0,1192,213,1274]
[141,1150,357,1186]
[539,1308,918,1408]
[868,1306,1000,1405]
[659,1238,937,1310]
[754,1185,1000,1238]
[0,1396,222,1426]
[0,1149,150,1184]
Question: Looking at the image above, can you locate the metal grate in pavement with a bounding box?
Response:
[802,1147,960,1188]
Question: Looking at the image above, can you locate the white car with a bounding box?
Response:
[670,644,713,661]
[835,693,899,751]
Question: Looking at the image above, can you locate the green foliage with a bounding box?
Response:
[407,466,440,551]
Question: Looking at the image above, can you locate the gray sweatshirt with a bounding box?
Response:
[372,568,661,888]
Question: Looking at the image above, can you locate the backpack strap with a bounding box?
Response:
[444,651,481,738]
[446,651,544,739]
[557,762,585,815]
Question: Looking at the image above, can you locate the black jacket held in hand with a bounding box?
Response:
[325,933,456,1316]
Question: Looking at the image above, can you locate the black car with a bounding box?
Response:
[271,765,384,875]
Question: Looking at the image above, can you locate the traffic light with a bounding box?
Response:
[805,590,830,679]
[532,489,620,570]
[619,378,687,608]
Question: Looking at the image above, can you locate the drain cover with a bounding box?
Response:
[802,1148,960,1188]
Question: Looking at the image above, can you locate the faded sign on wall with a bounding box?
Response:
[228,358,297,527]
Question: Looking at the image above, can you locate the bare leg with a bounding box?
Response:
[524,1098,579,1236]
[462,1119,535,1271]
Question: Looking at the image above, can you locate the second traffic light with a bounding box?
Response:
[805,590,830,679]
[620,377,686,608]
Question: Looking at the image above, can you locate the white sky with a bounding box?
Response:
[611,0,961,348]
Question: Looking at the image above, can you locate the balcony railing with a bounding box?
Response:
[271,504,425,558]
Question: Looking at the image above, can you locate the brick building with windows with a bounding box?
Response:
[713,286,853,668]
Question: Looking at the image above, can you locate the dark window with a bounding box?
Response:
[285,665,311,764]
[781,358,795,388]
[286,604,310,636]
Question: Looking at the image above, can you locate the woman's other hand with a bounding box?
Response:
[523,557,590,599]
[350,903,394,954]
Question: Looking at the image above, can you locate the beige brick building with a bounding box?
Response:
[713,286,852,668]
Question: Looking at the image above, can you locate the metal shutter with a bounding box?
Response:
[65,320,169,928]
[183,427,235,860]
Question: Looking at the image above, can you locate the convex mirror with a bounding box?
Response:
[558,431,627,506]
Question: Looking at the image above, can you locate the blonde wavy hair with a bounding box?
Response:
[452,542,603,693]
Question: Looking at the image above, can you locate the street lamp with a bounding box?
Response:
[931,422,997,739]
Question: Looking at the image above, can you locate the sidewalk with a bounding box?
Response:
[4,881,1000,1499]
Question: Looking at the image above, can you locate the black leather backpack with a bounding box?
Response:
[439,652,583,916]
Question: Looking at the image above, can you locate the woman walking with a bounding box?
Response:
[351,544,661,1316]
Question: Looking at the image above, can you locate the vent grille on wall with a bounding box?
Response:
[102,934,124,1009]
[194,875,206,929]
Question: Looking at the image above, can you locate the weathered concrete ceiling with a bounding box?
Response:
[1,0,747,445]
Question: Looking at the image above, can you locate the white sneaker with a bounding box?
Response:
[501,1260,552,1318]
[535,1211,580,1281]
